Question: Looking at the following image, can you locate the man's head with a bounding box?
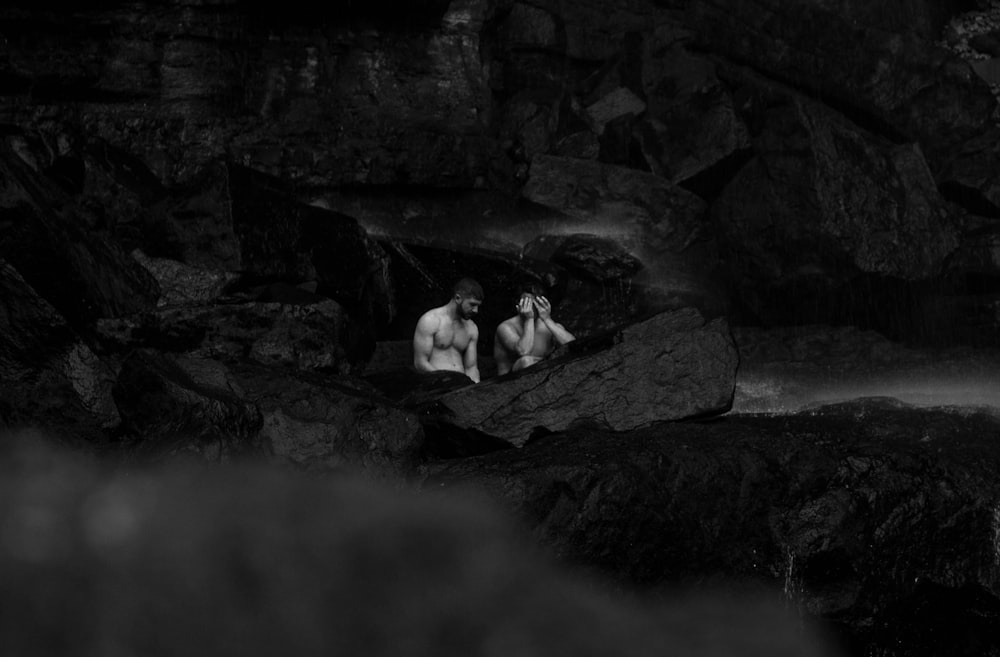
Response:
[452,278,484,320]
[518,282,546,302]
[517,282,547,316]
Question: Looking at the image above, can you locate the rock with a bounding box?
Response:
[523,233,644,284]
[94,298,371,375]
[554,131,601,159]
[112,350,265,463]
[132,249,240,307]
[968,30,1000,56]
[637,27,750,183]
[971,56,1000,86]
[421,398,1000,657]
[0,261,119,442]
[425,308,738,446]
[226,361,425,482]
[684,0,998,164]
[143,161,243,270]
[711,91,959,321]
[585,87,647,134]
[497,2,559,50]
[521,154,708,257]
[0,433,837,657]
[0,134,161,329]
[227,165,395,330]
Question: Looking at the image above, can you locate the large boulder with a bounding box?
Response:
[0,133,161,330]
[683,0,998,162]
[421,397,1000,657]
[0,261,119,443]
[425,307,738,446]
[711,87,960,324]
[522,154,708,257]
[95,295,371,375]
[227,165,395,330]
[226,361,425,483]
[636,24,751,184]
[112,350,265,463]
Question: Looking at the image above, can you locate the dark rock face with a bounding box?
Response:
[3,1,1000,655]
[227,360,425,482]
[0,135,161,331]
[112,349,265,462]
[0,260,118,442]
[422,398,1000,656]
[0,434,839,657]
[522,154,708,257]
[426,308,738,446]
[95,296,371,375]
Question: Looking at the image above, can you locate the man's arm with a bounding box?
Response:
[533,296,575,345]
[463,323,480,383]
[498,297,536,356]
[412,313,439,373]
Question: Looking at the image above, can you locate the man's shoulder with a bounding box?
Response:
[416,307,444,328]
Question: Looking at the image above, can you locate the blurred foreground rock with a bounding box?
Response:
[0,431,840,657]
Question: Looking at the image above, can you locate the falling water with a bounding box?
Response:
[992,503,1000,567]
[731,369,1000,416]
[782,546,803,616]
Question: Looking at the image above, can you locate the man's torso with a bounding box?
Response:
[495,316,555,361]
[428,309,475,372]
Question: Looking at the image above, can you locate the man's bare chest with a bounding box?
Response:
[436,321,471,349]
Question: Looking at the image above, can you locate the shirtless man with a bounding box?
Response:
[493,285,575,376]
[412,278,484,383]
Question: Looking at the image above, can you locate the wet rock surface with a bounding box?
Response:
[2,2,1000,656]
[421,398,1000,657]
[422,308,738,447]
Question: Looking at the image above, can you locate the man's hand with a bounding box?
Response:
[533,295,552,321]
[517,296,535,319]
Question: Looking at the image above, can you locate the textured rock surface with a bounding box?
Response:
[112,350,265,462]
[228,361,425,482]
[522,154,709,255]
[95,296,371,375]
[0,433,839,657]
[422,398,1000,657]
[0,261,119,440]
[429,308,738,446]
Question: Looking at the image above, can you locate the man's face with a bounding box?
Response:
[457,295,482,319]
[520,292,538,316]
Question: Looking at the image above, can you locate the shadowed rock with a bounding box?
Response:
[0,134,161,329]
[0,432,839,657]
[426,308,738,446]
[636,26,750,184]
[226,361,425,483]
[0,261,119,442]
[227,165,395,330]
[112,350,265,463]
[523,233,644,284]
[711,88,959,324]
[132,249,240,307]
[95,297,371,375]
[421,398,1000,657]
[522,154,708,256]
